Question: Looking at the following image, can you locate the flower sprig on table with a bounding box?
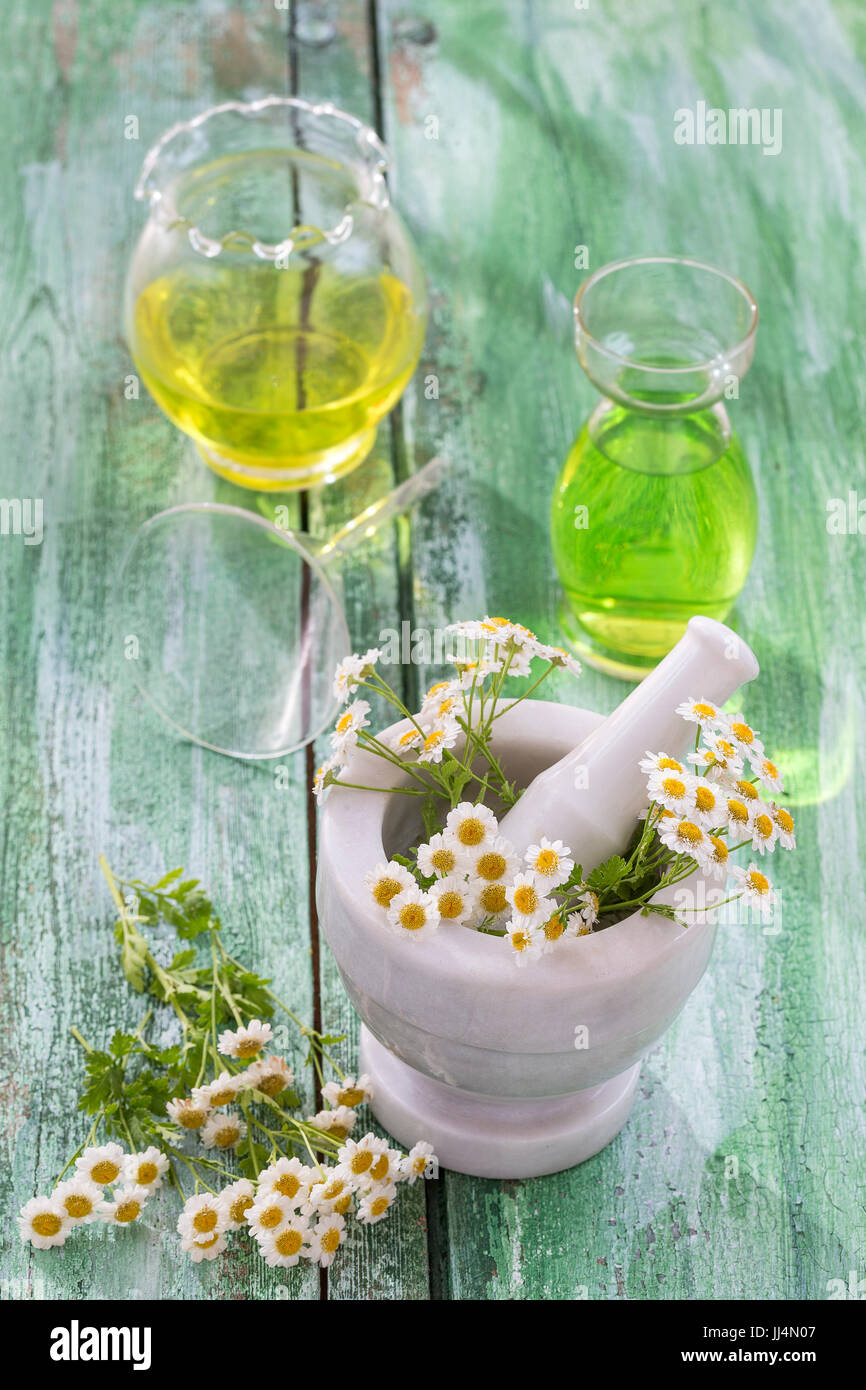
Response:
[313,616,796,965]
[17,860,437,1267]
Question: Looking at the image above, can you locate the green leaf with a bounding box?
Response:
[586,855,629,893]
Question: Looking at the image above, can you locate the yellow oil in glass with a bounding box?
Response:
[131,262,423,489]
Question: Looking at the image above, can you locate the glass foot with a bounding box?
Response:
[557,600,668,682]
[197,427,377,492]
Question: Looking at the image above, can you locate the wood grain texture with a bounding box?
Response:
[2,0,864,1301]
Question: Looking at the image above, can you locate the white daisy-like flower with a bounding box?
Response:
[306,1214,346,1267]
[417,721,460,764]
[193,1071,239,1109]
[723,713,765,761]
[313,755,341,803]
[201,1110,246,1151]
[333,649,380,703]
[166,1096,210,1130]
[101,1184,150,1226]
[217,1018,273,1059]
[730,863,777,916]
[246,1055,295,1098]
[321,1073,373,1109]
[337,1133,390,1182]
[747,805,778,855]
[122,1147,169,1194]
[567,911,593,938]
[428,875,475,925]
[723,794,752,833]
[177,1193,226,1242]
[399,1140,438,1184]
[259,1215,311,1268]
[181,1231,227,1262]
[676,697,725,728]
[703,834,731,881]
[310,1106,357,1139]
[357,1146,402,1190]
[257,1157,314,1207]
[471,879,512,925]
[53,1178,107,1225]
[639,750,685,777]
[755,756,784,794]
[420,687,462,725]
[505,872,555,931]
[444,801,499,851]
[524,837,574,888]
[501,645,534,677]
[687,779,724,829]
[538,909,569,948]
[364,859,415,910]
[648,768,695,816]
[217,1178,256,1231]
[453,655,503,687]
[307,1165,357,1215]
[699,733,746,776]
[18,1196,70,1249]
[356,1185,398,1224]
[416,833,462,879]
[75,1142,126,1187]
[770,804,796,851]
[246,1192,297,1240]
[658,819,710,863]
[506,922,544,965]
[730,777,761,806]
[387,885,441,938]
[330,698,371,756]
[388,724,425,757]
[466,835,518,886]
[419,678,461,708]
[534,642,582,676]
[576,888,599,928]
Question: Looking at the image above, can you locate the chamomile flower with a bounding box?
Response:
[364,859,415,909]
[53,1178,107,1225]
[400,1141,437,1183]
[313,755,340,803]
[18,1196,70,1249]
[321,1073,373,1108]
[359,1146,402,1189]
[535,642,582,676]
[217,1018,273,1060]
[217,1178,256,1231]
[102,1185,149,1226]
[246,1192,297,1239]
[648,769,695,816]
[639,751,686,777]
[307,1214,347,1267]
[193,1071,239,1108]
[538,910,568,947]
[75,1142,126,1186]
[676,697,724,728]
[428,874,475,925]
[387,885,441,938]
[568,911,593,938]
[444,801,499,851]
[416,833,462,878]
[201,1111,246,1151]
[331,698,371,755]
[731,777,761,804]
[356,1185,398,1224]
[310,1106,357,1139]
[337,1133,389,1181]
[122,1147,169,1194]
[505,873,555,931]
[747,806,778,855]
[730,863,777,916]
[308,1165,357,1214]
[247,1055,295,1098]
[333,649,379,703]
[468,836,518,885]
[181,1231,227,1263]
[472,880,511,924]
[506,922,543,965]
[755,756,784,795]
[417,722,460,764]
[257,1157,314,1207]
[576,888,599,929]
[166,1096,210,1130]
[688,779,723,829]
[388,725,424,757]
[723,796,752,831]
[770,804,796,850]
[724,714,765,762]
[259,1215,311,1268]
[419,679,460,709]
[454,655,502,687]
[178,1193,225,1242]
[688,737,745,778]
[524,837,574,888]
[658,819,710,862]
[704,835,731,880]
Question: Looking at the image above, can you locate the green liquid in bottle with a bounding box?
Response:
[551,398,757,677]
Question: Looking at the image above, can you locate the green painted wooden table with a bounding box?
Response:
[2,0,864,1301]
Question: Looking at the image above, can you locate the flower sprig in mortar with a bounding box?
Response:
[17,861,437,1268]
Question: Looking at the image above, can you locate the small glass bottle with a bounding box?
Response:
[551,256,758,679]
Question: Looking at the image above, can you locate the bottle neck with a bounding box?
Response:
[587,396,733,476]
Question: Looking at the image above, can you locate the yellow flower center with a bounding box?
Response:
[662,777,686,798]
[693,703,716,719]
[511,929,531,953]
[513,885,539,915]
[658,757,682,771]
[275,1229,303,1257]
[431,848,455,873]
[32,1212,62,1237]
[336,712,354,734]
[338,1085,364,1106]
[438,698,456,716]
[214,1125,240,1149]
[774,808,794,833]
[333,1193,353,1215]
[412,1156,427,1174]
[370,1154,390,1182]
[476,852,506,881]
[709,836,729,863]
[177,1109,207,1130]
[235,1038,262,1058]
[193,1208,219,1234]
[135,1162,159,1186]
[426,682,449,699]
[479,884,507,914]
[258,1204,284,1230]
[424,731,444,751]
[437,891,464,920]
[64,1194,93,1219]
[747,870,769,894]
[275,1173,301,1198]
[373,876,403,907]
[209,1088,235,1107]
[543,913,565,941]
[91,1160,120,1184]
[677,821,704,844]
[369,1196,390,1216]
[322,1227,341,1252]
[258,1073,288,1097]
[230,1196,253,1224]
[534,849,559,875]
[399,903,427,931]
[717,739,736,758]
[754,814,773,839]
[736,780,759,801]
[762,760,779,780]
[457,818,485,846]
[321,1178,345,1200]
[350,1151,374,1175]
[731,721,754,744]
[114,1200,141,1224]
[694,786,716,812]
[727,799,749,824]
[195,1233,221,1250]
[331,1125,350,1139]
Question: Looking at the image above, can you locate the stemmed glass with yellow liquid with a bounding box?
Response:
[125,97,427,490]
[551,256,759,679]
